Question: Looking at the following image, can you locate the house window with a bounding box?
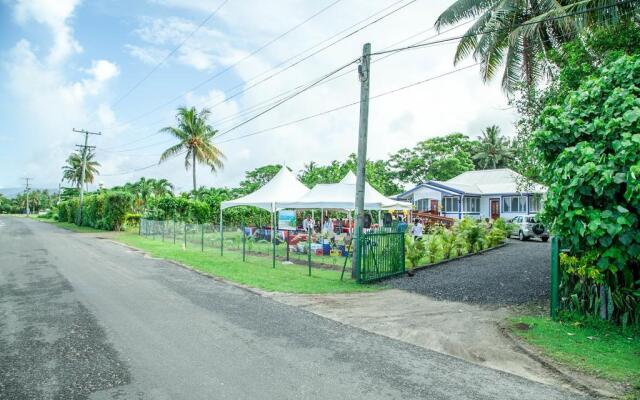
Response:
[414,198,430,211]
[502,196,526,213]
[529,195,543,212]
[443,197,459,213]
[463,197,480,213]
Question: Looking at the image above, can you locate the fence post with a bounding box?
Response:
[220,223,224,257]
[201,223,204,252]
[162,220,165,242]
[550,236,560,320]
[184,223,187,248]
[242,224,246,262]
[152,220,156,240]
[307,227,311,276]
[173,218,176,244]
[139,219,142,236]
[286,231,290,261]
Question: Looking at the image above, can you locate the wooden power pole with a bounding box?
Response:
[73,128,101,225]
[352,43,371,280]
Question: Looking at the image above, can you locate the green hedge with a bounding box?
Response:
[57,191,133,231]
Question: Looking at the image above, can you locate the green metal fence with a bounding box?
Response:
[357,229,405,283]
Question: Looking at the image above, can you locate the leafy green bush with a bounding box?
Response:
[405,235,426,269]
[426,235,442,263]
[533,54,640,326]
[125,213,142,228]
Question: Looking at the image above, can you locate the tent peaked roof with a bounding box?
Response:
[221,166,309,211]
[340,171,357,184]
[279,179,411,210]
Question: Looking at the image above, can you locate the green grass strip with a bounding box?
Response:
[510,316,640,384]
[115,233,380,294]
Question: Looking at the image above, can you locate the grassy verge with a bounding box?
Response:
[33,217,106,233]
[509,315,640,391]
[115,233,380,294]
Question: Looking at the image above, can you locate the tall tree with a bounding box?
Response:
[389,133,477,184]
[151,178,174,198]
[62,151,100,190]
[435,0,638,92]
[473,125,513,169]
[159,107,225,191]
[240,164,283,194]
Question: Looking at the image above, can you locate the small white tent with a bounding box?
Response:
[279,172,411,210]
[221,166,309,212]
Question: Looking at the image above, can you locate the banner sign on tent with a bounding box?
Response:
[278,210,297,230]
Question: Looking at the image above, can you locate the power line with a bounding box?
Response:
[214,63,479,145]
[101,0,415,133]
[371,0,638,56]
[107,0,230,111]
[101,20,468,153]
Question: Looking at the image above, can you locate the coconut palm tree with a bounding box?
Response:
[151,178,174,198]
[62,151,101,190]
[473,125,513,169]
[435,0,638,92]
[159,107,225,191]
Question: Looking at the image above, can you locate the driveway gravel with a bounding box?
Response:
[387,239,550,305]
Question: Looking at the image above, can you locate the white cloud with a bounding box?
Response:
[126,16,240,71]
[13,0,83,64]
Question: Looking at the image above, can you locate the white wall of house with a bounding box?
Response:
[480,196,492,219]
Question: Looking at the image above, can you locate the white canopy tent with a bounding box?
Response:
[279,171,412,211]
[221,166,309,212]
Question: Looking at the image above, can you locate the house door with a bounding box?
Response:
[490,199,500,220]
[430,200,439,214]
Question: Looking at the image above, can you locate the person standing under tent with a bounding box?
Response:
[412,218,423,241]
[396,216,408,233]
[322,217,334,234]
[303,215,314,233]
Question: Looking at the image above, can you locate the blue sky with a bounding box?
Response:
[0,0,516,192]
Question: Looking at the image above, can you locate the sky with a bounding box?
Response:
[0,0,518,192]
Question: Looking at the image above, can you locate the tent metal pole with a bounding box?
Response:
[271,204,276,269]
[220,207,223,256]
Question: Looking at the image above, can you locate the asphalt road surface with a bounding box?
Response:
[0,217,586,400]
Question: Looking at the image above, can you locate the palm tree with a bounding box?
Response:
[435,0,638,92]
[151,178,174,198]
[473,125,513,169]
[159,107,225,191]
[62,151,100,190]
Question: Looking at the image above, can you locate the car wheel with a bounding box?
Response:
[541,237,549,242]
[519,231,526,241]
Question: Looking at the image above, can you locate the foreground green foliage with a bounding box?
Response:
[510,315,639,386]
[533,54,640,326]
[116,233,379,294]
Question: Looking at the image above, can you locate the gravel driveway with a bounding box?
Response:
[387,239,550,305]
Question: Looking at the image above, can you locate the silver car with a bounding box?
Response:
[510,215,549,242]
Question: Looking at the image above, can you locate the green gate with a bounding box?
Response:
[358,230,405,283]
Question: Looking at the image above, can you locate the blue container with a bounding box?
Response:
[338,245,347,256]
[323,243,331,255]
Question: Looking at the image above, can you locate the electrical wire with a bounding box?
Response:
[213,63,479,145]
[101,0,416,133]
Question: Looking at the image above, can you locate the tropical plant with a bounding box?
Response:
[533,54,640,325]
[159,106,225,191]
[473,125,513,169]
[426,235,443,263]
[439,227,457,259]
[405,234,426,269]
[62,150,100,190]
[435,0,639,92]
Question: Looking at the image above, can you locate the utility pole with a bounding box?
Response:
[352,42,371,280]
[22,177,32,215]
[73,128,101,225]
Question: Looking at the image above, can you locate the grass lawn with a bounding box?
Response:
[33,217,106,233]
[115,233,380,294]
[510,315,640,388]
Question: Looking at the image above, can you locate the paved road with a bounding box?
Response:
[0,217,584,400]
[387,239,550,304]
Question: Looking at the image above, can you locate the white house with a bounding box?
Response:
[397,169,546,220]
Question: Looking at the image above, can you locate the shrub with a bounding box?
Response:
[426,235,442,264]
[405,235,426,269]
[125,213,142,228]
[533,54,640,325]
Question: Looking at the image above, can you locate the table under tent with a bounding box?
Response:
[220,167,411,271]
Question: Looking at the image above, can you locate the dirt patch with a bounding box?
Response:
[265,289,590,395]
[514,322,531,331]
